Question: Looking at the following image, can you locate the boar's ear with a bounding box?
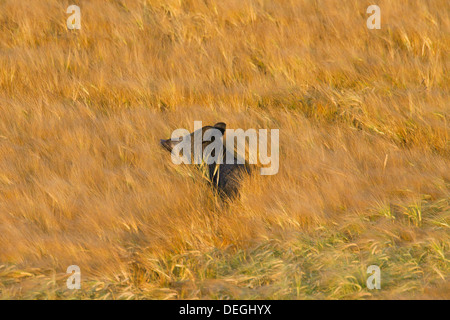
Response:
[213,122,226,135]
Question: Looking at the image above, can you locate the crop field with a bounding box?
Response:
[0,0,449,299]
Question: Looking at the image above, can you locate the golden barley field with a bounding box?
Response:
[0,0,449,299]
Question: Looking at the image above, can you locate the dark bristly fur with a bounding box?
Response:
[160,123,251,199]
